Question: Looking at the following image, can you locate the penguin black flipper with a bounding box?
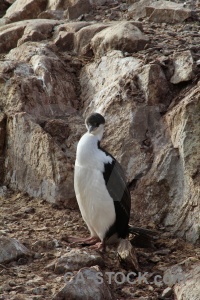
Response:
[98,143,131,240]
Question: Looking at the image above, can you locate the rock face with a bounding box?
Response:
[164,258,200,300]
[132,84,200,243]
[0,42,85,206]
[79,51,169,181]
[0,0,200,245]
[0,113,6,183]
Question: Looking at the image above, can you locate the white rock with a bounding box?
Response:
[170,50,194,84]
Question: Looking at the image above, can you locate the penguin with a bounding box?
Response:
[69,112,154,253]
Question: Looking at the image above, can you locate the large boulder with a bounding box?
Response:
[0,43,85,205]
[0,19,61,53]
[146,1,192,24]
[164,258,200,300]
[65,0,92,20]
[2,43,77,116]
[74,23,109,55]
[91,21,149,57]
[80,51,169,181]
[132,84,200,244]
[0,21,30,53]
[5,112,82,206]
[128,0,191,23]
[17,19,61,46]
[4,0,47,23]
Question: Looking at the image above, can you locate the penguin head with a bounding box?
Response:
[85,113,105,136]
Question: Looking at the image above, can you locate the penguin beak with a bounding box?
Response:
[88,125,96,133]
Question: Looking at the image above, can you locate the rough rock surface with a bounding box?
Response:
[0,42,85,206]
[132,84,200,243]
[0,113,6,183]
[79,51,169,181]
[146,1,192,24]
[0,236,30,264]
[91,21,149,57]
[74,23,109,55]
[53,266,113,300]
[0,192,200,299]
[0,0,200,298]
[48,249,104,273]
[66,0,92,20]
[164,258,200,300]
[4,0,47,23]
[128,0,192,23]
[170,50,194,84]
[0,20,30,53]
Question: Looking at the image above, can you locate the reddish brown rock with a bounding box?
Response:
[65,0,92,20]
[4,0,47,23]
[0,43,85,205]
[91,21,149,57]
[137,63,170,110]
[128,0,191,23]
[0,21,29,53]
[53,31,74,51]
[17,19,61,46]
[74,23,109,55]
[146,1,192,24]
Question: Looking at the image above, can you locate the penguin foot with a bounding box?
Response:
[89,242,105,252]
[67,236,100,245]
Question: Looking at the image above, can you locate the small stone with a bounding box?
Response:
[54,249,104,274]
[162,287,173,298]
[149,255,161,263]
[0,237,30,264]
[24,207,35,214]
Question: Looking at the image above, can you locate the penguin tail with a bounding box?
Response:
[128,225,158,248]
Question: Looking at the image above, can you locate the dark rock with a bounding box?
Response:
[65,0,92,20]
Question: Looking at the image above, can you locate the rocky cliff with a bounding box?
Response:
[1,0,199,242]
[0,1,200,298]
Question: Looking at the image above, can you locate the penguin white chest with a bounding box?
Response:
[74,164,116,241]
